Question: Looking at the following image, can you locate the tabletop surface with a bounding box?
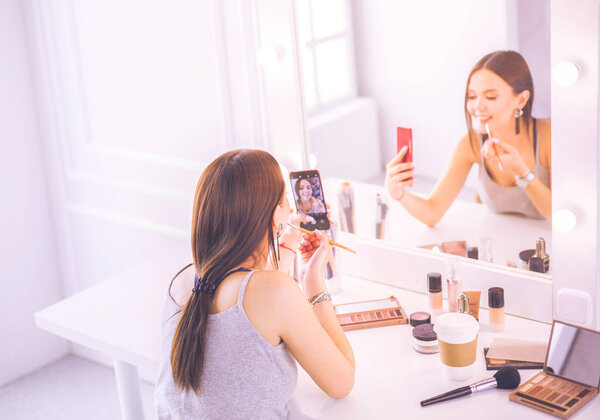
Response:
[35,247,598,419]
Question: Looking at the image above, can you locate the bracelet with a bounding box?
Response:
[515,170,535,189]
[308,291,332,306]
[279,243,296,254]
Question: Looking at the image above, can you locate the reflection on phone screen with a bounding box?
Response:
[289,171,330,230]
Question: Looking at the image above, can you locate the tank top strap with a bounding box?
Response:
[532,117,540,163]
[237,269,256,304]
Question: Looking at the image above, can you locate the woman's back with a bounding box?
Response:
[155,270,298,420]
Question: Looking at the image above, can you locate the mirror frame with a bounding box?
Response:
[255,0,600,329]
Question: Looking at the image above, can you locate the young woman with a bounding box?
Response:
[155,149,355,419]
[385,50,551,226]
[295,177,326,214]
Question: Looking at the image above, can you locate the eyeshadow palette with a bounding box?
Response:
[334,296,408,331]
[509,321,600,419]
[509,371,597,418]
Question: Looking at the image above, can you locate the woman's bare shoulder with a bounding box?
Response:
[247,270,299,300]
[457,130,480,164]
[537,118,551,167]
[537,118,551,142]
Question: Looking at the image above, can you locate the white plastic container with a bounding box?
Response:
[434,313,480,381]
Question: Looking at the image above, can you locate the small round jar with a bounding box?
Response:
[412,324,439,354]
[519,249,536,270]
[467,246,479,260]
[410,311,431,327]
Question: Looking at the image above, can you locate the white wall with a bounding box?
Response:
[351,0,549,190]
[516,0,551,119]
[0,0,68,387]
[19,0,306,373]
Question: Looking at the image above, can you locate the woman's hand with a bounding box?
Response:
[297,230,331,296]
[281,212,315,247]
[482,139,529,177]
[385,146,414,201]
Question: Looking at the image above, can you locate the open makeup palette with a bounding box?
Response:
[333,296,408,331]
[509,320,600,418]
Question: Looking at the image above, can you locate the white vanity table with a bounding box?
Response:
[34,247,600,419]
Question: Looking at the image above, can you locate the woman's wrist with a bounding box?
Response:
[397,189,408,202]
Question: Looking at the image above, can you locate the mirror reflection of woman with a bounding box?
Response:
[385,51,551,226]
[295,178,326,214]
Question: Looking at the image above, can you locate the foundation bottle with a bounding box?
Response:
[488,287,505,332]
[446,259,460,312]
[428,272,443,315]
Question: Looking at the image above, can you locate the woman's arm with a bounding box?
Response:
[273,231,354,398]
[385,136,476,227]
[492,120,552,220]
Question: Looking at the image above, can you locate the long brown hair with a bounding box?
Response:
[464,50,534,148]
[170,149,285,392]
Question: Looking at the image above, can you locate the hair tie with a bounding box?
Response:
[192,274,217,297]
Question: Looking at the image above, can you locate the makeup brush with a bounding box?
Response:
[420,367,520,407]
[287,223,357,254]
[485,123,503,171]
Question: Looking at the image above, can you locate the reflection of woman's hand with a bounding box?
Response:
[484,139,529,178]
[385,146,414,201]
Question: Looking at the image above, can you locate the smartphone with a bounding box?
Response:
[289,170,330,231]
[396,127,413,163]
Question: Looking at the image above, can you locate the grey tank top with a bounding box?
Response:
[154,270,298,420]
[478,118,550,219]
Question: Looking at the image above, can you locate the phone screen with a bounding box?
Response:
[289,170,330,231]
[396,127,413,163]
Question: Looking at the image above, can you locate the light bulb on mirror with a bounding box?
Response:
[552,61,580,87]
[553,209,578,233]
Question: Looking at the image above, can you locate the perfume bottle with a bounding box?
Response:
[534,237,550,273]
[446,259,461,312]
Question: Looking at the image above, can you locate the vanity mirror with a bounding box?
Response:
[293,0,553,276]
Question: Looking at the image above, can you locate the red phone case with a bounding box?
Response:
[396,127,413,163]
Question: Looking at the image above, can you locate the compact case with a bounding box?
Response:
[509,320,600,419]
[334,296,408,331]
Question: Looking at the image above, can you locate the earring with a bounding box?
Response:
[513,108,523,134]
[275,223,283,261]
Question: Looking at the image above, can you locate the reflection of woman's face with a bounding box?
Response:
[466,69,520,134]
[298,179,312,201]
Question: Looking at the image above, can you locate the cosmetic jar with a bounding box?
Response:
[427,272,443,315]
[410,311,431,327]
[412,324,439,354]
[467,246,479,260]
[488,287,505,332]
[519,249,535,270]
